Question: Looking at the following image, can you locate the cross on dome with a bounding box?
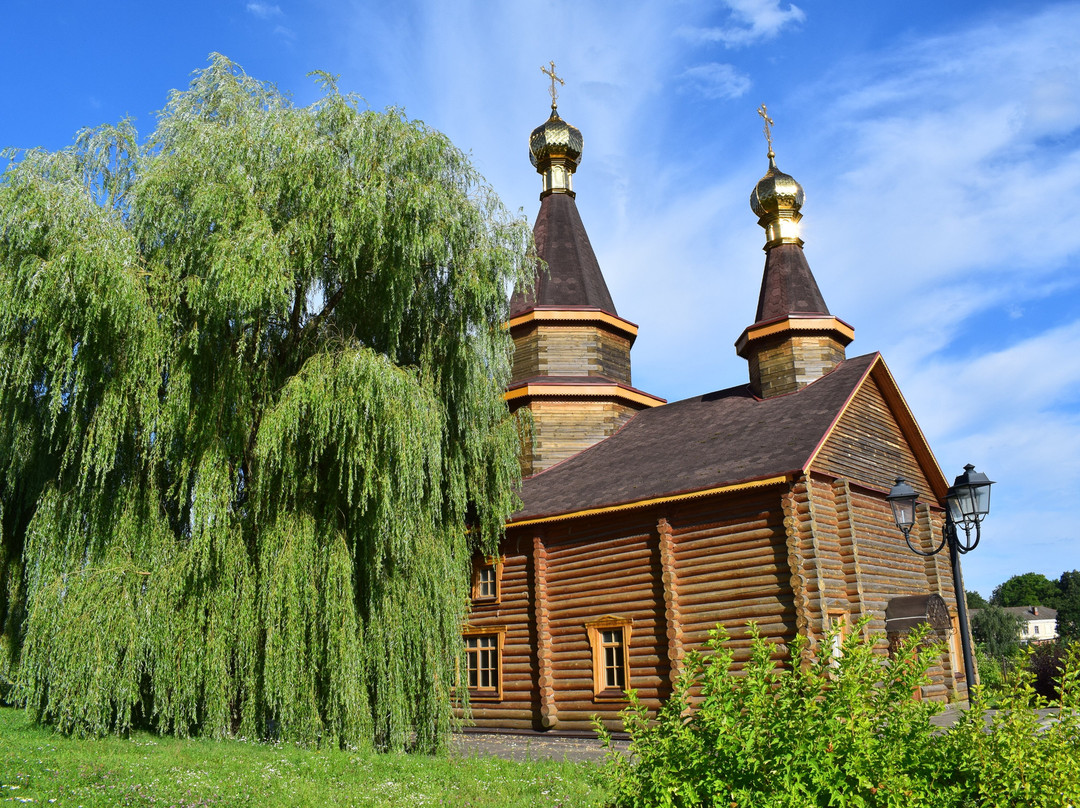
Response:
[757,103,776,163]
[541,61,565,109]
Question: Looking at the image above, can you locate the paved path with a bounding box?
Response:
[453,706,1066,763]
[451,732,627,763]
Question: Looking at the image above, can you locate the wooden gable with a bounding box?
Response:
[808,358,945,500]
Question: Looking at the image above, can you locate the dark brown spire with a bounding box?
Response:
[509,193,617,316]
[754,243,831,322]
[737,154,853,399]
[505,93,663,477]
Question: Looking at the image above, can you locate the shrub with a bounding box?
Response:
[598,622,1080,808]
[1028,642,1070,701]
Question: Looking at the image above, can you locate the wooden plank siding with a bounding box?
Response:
[812,375,936,498]
[517,399,638,475]
[512,324,633,384]
[810,376,965,698]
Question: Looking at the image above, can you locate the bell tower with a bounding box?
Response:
[735,106,854,398]
[506,65,663,476]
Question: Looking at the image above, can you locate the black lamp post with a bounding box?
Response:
[886,464,994,697]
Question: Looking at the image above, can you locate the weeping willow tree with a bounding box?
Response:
[0,55,533,750]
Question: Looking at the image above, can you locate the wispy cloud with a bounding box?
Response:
[684,0,805,48]
[326,0,1080,595]
[680,63,751,100]
[246,2,282,19]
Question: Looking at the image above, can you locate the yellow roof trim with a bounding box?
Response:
[735,315,855,356]
[506,308,639,337]
[504,383,665,408]
[507,475,789,528]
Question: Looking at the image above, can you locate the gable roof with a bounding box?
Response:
[510,353,880,525]
[509,192,617,316]
[1002,606,1058,622]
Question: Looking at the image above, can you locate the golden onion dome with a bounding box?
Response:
[750,157,804,219]
[529,108,583,170]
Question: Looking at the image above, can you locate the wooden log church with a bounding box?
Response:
[460,92,967,733]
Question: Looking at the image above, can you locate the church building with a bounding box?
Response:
[461,91,967,733]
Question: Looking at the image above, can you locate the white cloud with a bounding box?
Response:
[680,63,752,100]
[324,0,1080,595]
[246,2,283,19]
[684,0,805,48]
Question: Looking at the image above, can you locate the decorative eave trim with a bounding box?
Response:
[506,474,789,528]
[735,314,855,358]
[802,353,949,502]
[504,382,665,408]
[506,307,639,341]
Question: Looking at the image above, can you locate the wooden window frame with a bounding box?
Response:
[462,625,506,702]
[826,609,849,666]
[950,612,968,684]
[471,556,502,605]
[586,616,632,702]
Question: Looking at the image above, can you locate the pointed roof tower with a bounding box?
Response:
[506,64,663,476]
[735,106,854,398]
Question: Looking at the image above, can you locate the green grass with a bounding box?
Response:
[0,708,608,807]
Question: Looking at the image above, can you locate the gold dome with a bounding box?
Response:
[530,108,583,198]
[750,158,804,219]
[750,157,805,248]
[529,108,583,170]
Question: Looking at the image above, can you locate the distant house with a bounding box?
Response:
[1007,606,1058,643]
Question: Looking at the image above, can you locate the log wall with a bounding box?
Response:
[810,376,965,698]
[464,374,966,731]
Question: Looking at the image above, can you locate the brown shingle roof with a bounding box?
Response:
[754,243,830,322]
[510,353,878,522]
[509,193,617,316]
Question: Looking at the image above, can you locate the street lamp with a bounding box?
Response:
[886,464,994,697]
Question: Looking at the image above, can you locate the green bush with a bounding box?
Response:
[598,621,1080,808]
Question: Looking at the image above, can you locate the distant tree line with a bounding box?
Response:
[967,569,1080,641]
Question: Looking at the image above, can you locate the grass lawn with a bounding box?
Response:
[0,708,608,807]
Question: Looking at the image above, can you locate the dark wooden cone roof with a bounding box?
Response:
[754,243,830,322]
[509,193,617,316]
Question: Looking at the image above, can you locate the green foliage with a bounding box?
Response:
[973,643,1008,692]
[970,604,1023,659]
[990,572,1060,609]
[0,56,533,749]
[0,707,606,807]
[946,642,1080,806]
[599,623,1080,807]
[598,621,959,807]
[1057,570,1080,641]
[965,589,988,609]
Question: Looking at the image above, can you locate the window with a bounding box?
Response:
[827,609,848,667]
[462,627,505,701]
[471,556,502,604]
[586,616,632,700]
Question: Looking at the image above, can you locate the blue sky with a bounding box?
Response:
[5,1,1079,598]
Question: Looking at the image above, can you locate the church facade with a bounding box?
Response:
[461,98,968,733]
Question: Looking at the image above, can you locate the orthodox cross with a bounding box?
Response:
[757,104,775,159]
[542,61,565,109]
